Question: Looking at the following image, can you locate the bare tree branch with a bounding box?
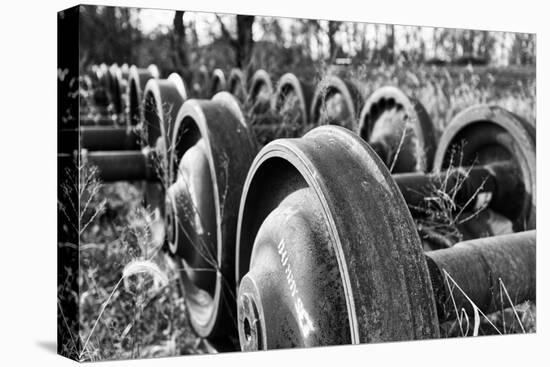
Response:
[216,15,237,48]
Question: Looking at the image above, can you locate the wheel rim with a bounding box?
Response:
[433,105,536,236]
[236,125,439,350]
[228,68,247,103]
[128,65,158,127]
[141,75,187,214]
[247,69,273,115]
[209,69,227,97]
[108,64,123,115]
[358,86,437,173]
[168,93,257,342]
[310,76,361,130]
[272,73,311,129]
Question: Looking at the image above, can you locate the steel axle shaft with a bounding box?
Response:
[79,115,118,126]
[60,126,140,151]
[82,149,159,182]
[426,230,535,322]
[394,161,520,212]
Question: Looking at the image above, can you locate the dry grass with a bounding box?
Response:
[65,83,220,361]
[410,144,492,249]
[405,144,536,337]
[57,81,211,359]
[247,92,311,145]
[440,271,536,337]
[247,64,534,147]
[75,177,210,361]
[316,63,535,132]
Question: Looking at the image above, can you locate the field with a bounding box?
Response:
[59,63,536,361]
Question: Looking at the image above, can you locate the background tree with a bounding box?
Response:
[171,11,191,83]
[509,33,536,65]
[217,15,255,68]
[382,24,395,64]
[328,21,342,60]
[79,5,143,65]
[78,6,535,70]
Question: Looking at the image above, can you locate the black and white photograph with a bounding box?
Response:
[0,1,543,365]
[56,3,539,362]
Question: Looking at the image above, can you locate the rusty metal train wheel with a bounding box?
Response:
[235,125,439,350]
[108,64,124,115]
[120,63,130,79]
[228,68,247,103]
[147,64,160,79]
[90,64,100,85]
[272,72,314,129]
[433,105,536,237]
[99,63,115,113]
[166,92,257,347]
[128,65,159,126]
[142,73,188,150]
[192,65,210,97]
[93,63,112,112]
[247,69,273,115]
[140,73,188,213]
[358,86,437,173]
[119,64,130,110]
[310,75,362,130]
[209,68,227,97]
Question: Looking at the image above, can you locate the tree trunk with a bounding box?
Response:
[452,29,459,60]
[418,27,426,62]
[236,15,255,68]
[462,29,475,56]
[172,11,191,83]
[385,24,395,64]
[328,21,341,61]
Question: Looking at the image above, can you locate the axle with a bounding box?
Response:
[394,161,521,214]
[426,230,535,321]
[60,126,140,151]
[82,149,159,182]
[80,115,120,126]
